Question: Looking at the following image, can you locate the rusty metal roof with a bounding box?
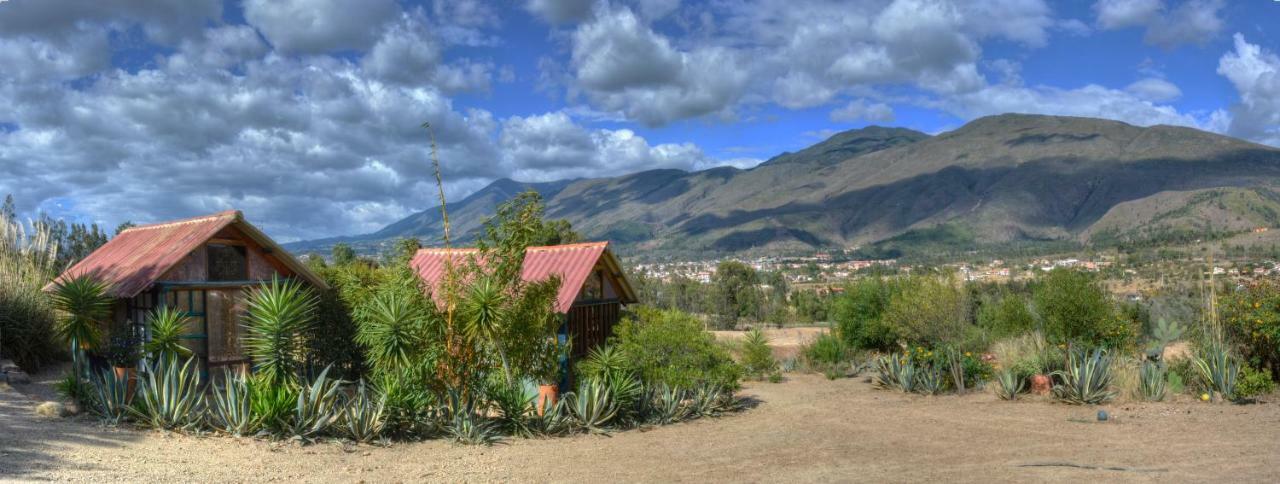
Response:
[410,241,637,313]
[47,210,326,298]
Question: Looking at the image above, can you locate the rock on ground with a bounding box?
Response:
[34,401,67,418]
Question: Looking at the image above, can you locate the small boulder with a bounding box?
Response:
[35,401,67,418]
[5,370,31,385]
[64,400,81,415]
[0,359,18,372]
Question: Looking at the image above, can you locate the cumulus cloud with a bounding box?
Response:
[830,100,896,123]
[1093,0,1224,48]
[1125,77,1182,102]
[244,0,401,54]
[937,82,1203,128]
[1217,34,1280,146]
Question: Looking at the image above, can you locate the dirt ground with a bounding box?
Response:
[2,366,1279,483]
[712,327,828,361]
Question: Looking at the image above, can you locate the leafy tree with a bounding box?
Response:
[977,292,1035,339]
[115,221,136,235]
[331,243,357,266]
[882,274,970,348]
[712,260,759,329]
[1033,268,1135,349]
[611,306,741,389]
[831,278,900,351]
[390,237,422,265]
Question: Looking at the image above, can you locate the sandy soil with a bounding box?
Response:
[712,327,828,360]
[2,368,1279,483]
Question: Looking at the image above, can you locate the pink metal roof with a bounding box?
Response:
[410,241,636,313]
[47,210,325,298]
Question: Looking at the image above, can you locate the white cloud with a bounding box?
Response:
[243,0,401,54]
[830,99,896,123]
[939,82,1203,128]
[1093,0,1224,48]
[1125,77,1181,102]
[1217,34,1280,146]
[526,0,596,24]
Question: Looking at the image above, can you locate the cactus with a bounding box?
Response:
[1145,318,1184,361]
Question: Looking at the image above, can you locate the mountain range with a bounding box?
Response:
[285,113,1280,260]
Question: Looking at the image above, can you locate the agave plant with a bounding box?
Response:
[144,306,192,362]
[443,389,502,445]
[915,365,945,395]
[945,347,966,394]
[1139,360,1167,402]
[131,356,206,431]
[342,380,387,444]
[51,275,112,378]
[90,368,133,424]
[528,397,570,437]
[284,366,343,441]
[1193,340,1239,401]
[689,383,731,418]
[649,384,690,425]
[487,379,536,437]
[354,290,427,372]
[875,354,917,393]
[242,276,317,386]
[1051,347,1117,405]
[210,368,255,437]
[567,378,618,433]
[994,368,1024,401]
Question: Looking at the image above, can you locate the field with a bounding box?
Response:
[3,365,1278,483]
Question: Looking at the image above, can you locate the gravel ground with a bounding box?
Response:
[2,367,1278,483]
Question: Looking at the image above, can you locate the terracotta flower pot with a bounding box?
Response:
[113,366,137,400]
[1029,374,1052,395]
[536,384,559,415]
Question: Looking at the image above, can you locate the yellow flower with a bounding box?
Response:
[1200,393,1211,402]
[964,352,972,357]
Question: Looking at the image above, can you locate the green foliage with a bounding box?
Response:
[688,384,734,418]
[331,243,357,266]
[1033,269,1136,349]
[144,306,192,361]
[374,366,436,438]
[995,369,1024,400]
[486,378,536,437]
[304,287,365,380]
[831,278,901,351]
[1194,340,1240,401]
[977,293,1035,340]
[249,376,298,436]
[1236,365,1276,400]
[102,325,142,368]
[51,274,112,379]
[55,371,93,405]
[1145,318,1185,359]
[801,333,851,373]
[915,364,945,395]
[210,369,255,437]
[1166,371,1186,395]
[1218,281,1280,377]
[882,274,970,348]
[1051,347,1118,405]
[131,357,206,431]
[89,368,133,424]
[0,215,61,371]
[566,378,619,434]
[611,307,742,389]
[285,366,343,441]
[355,290,429,372]
[710,260,760,329]
[738,329,777,380]
[875,354,917,393]
[444,391,501,445]
[342,380,388,443]
[1139,361,1167,402]
[242,276,318,386]
[648,384,690,425]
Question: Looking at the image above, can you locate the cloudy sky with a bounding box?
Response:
[1,0,1278,242]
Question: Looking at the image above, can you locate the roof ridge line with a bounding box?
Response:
[120,210,239,233]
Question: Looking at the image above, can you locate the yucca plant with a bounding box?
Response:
[649,384,689,425]
[739,329,777,380]
[90,368,133,424]
[915,365,945,395]
[284,366,343,442]
[875,354,917,393]
[354,290,427,372]
[250,376,297,436]
[51,275,112,379]
[1193,340,1240,401]
[567,378,618,433]
[243,276,317,386]
[144,306,192,362]
[342,380,387,444]
[1139,360,1167,402]
[210,368,255,436]
[459,276,515,385]
[131,356,206,431]
[994,369,1024,400]
[1052,347,1117,405]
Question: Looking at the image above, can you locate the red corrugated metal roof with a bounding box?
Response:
[47,210,326,298]
[410,241,636,313]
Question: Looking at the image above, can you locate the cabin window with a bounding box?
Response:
[207,244,247,281]
[580,270,604,301]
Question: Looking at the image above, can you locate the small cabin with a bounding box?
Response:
[410,242,638,363]
[47,210,326,378]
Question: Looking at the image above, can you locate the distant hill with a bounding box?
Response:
[289,114,1280,259]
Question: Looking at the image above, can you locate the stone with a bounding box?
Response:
[34,401,67,418]
[5,370,30,385]
[64,400,81,415]
[0,359,18,372]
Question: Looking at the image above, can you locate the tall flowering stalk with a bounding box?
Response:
[422,122,476,393]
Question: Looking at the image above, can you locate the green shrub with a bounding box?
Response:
[1033,269,1137,349]
[55,371,94,406]
[738,329,777,380]
[0,217,62,371]
[566,378,618,434]
[1139,361,1167,402]
[284,366,343,441]
[374,365,435,438]
[802,333,849,368]
[342,380,388,443]
[611,307,741,389]
[250,376,298,436]
[830,278,901,351]
[882,274,970,348]
[1236,365,1275,400]
[875,354,917,393]
[89,368,132,424]
[994,369,1024,400]
[1218,281,1280,377]
[977,293,1035,340]
[305,286,365,380]
[1194,340,1240,401]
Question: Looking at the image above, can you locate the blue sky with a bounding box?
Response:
[0,0,1278,241]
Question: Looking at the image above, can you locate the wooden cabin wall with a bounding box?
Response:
[161,245,209,281]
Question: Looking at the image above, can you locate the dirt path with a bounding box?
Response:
[2,371,1278,483]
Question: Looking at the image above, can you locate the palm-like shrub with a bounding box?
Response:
[90,368,133,424]
[285,366,343,441]
[739,329,778,380]
[1139,361,1167,402]
[459,276,515,384]
[342,380,387,444]
[355,290,427,372]
[1194,340,1240,401]
[210,369,255,436]
[144,306,192,362]
[1052,347,1117,405]
[243,276,317,385]
[131,357,206,431]
[567,378,618,434]
[994,369,1024,400]
[51,275,113,378]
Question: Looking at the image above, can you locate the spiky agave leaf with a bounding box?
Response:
[1193,340,1240,401]
[1139,360,1167,402]
[90,368,133,424]
[994,368,1024,401]
[486,379,537,437]
[1051,347,1117,405]
[130,356,206,431]
[210,368,255,436]
[285,366,343,442]
[649,384,690,425]
[915,364,945,395]
[875,354,917,393]
[342,380,387,444]
[567,378,618,434]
